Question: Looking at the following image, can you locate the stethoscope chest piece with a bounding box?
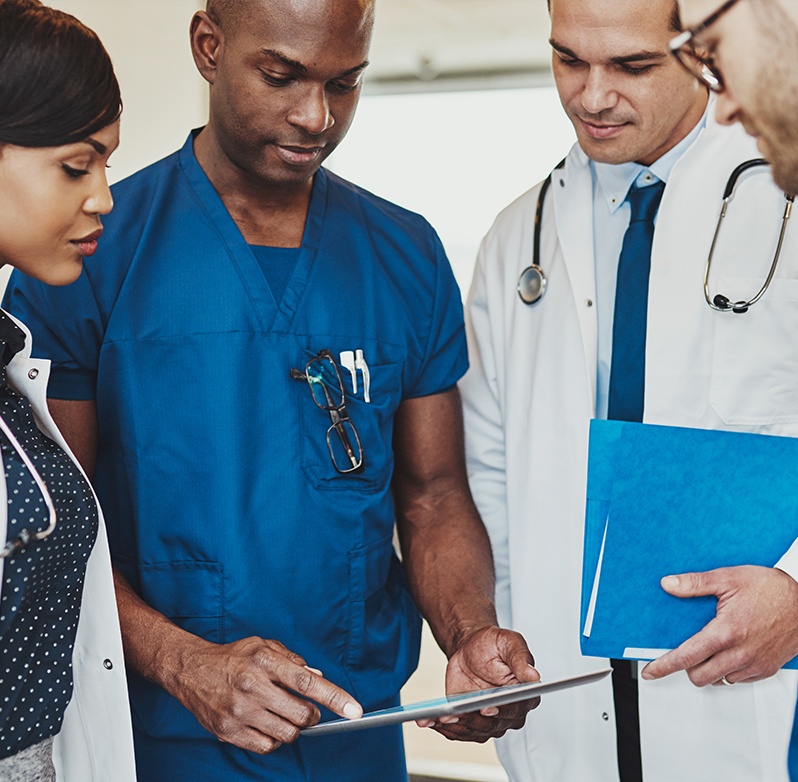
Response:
[517,265,547,305]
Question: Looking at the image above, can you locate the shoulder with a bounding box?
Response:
[488,185,541,237]
[674,120,761,179]
[322,168,439,243]
[108,148,182,208]
[485,144,583,240]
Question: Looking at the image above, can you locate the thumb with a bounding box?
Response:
[499,633,539,682]
[661,569,725,598]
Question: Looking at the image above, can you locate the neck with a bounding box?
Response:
[193,127,313,247]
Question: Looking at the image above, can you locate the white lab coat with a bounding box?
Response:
[461,111,798,782]
[0,314,136,782]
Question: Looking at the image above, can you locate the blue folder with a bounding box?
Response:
[580,419,798,668]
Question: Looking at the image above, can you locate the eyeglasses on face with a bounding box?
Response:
[290,349,364,474]
[669,0,741,92]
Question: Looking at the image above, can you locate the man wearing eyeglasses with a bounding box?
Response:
[460,0,798,779]
[670,0,798,196]
[1,0,541,780]
[640,0,798,698]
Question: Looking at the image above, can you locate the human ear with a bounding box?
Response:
[189,11,223,84]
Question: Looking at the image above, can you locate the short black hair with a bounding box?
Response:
[546,0,682,33]
[0,0,121,147]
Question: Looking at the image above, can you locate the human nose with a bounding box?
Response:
[287,85,335,135]
[580,67,618,115]
[714,87,741,127]
[83,171,114,216]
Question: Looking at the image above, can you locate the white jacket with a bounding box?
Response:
[461,113,798,782]
[0,314,136,781]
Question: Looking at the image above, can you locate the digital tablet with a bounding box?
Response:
[302,668,611,736]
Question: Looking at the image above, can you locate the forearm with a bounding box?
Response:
[113,566,207,698]
[112,567,361,751]
[397,489,498,658]
[392,389,499,658]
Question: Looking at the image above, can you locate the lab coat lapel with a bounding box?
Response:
[552,147,599,408]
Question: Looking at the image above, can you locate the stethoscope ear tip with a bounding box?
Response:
[713,294,731,309]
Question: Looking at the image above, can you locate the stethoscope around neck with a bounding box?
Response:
[517,159,565,305]
[517,157,795,312]
[704,159,794,313]
[0,415,57,559]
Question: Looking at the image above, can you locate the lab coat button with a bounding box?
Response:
[27,369,39,380]
[586,299,594,308]
[103,659,114,670]
[602,712,609,721]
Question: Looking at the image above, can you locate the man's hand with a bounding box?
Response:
[417,626,540,742]
[164,635,362,755]
[641,565,798,686]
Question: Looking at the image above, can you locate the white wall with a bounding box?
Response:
[49,0,208,184]
[328,87,575,295]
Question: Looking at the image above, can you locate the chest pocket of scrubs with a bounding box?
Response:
[710,278,798,429]
[299,358,403,493]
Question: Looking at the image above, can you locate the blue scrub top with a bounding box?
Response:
[4,132,468,782]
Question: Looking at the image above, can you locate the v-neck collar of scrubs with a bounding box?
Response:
[177,130,329,333]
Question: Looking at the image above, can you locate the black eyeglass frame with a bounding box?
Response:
[669,0,741,92]
[290,349,364,475]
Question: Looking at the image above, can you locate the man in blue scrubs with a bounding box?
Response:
[3,0,539,780]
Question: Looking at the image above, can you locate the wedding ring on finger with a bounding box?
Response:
[720,675,734,686]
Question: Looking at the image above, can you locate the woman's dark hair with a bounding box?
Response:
[0,0,121,147]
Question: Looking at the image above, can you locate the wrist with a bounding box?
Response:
[447,618,498,659]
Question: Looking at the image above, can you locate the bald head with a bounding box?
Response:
[207,0,374,33]
[192,0,374,195]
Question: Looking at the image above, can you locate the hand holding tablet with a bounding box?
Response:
[302,668,611,736]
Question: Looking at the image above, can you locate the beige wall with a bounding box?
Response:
[50,0,208,184]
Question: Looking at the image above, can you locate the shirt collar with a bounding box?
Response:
[591,97,710,214]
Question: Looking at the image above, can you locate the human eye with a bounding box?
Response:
[556,54,582,68]
[61,163,89,178]
[328,77,362,95]
[621,65,653,75]
[259,70,293,87]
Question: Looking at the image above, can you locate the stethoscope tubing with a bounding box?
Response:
[521,157,793,314]
[704,159,794,313]
[0,414,57,559]
[518,158,565,305]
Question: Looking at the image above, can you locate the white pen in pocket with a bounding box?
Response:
[339,350,357,395]
[355,349,370,403]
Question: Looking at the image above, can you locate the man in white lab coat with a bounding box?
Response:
[460,0,798,779]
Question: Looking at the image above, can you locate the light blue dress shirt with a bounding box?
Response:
[592,108,709,419]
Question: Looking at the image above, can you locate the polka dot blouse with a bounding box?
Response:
[0,313,98,760]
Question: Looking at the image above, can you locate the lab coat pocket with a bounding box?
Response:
[711,278,798,427]
[139,560,225,643]
[299,359,403,493]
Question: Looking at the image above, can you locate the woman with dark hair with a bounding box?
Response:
[0,1,135,780]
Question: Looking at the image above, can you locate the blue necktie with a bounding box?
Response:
[607,179,666,423]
